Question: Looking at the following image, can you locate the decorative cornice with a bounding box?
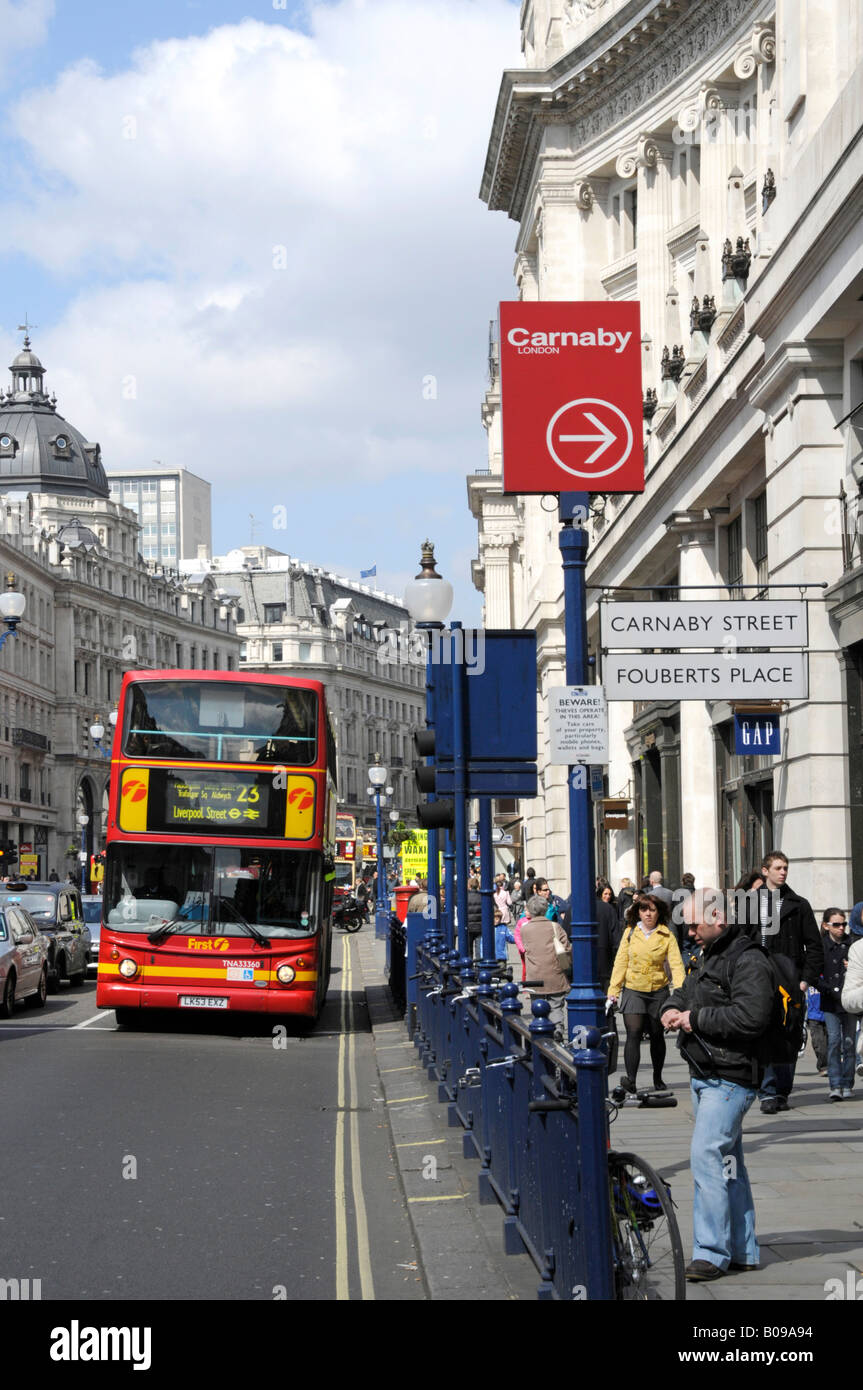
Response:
[482,0,759,220]
[748,341,845,415]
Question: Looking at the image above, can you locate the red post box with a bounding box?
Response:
[394,884,415,923]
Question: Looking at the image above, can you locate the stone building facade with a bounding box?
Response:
[0,339,240,878]
[472,0,863,910]
[181,547,425,839]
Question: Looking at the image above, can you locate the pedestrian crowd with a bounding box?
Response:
[436,850,863,1287]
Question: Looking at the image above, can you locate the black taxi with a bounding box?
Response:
[0,882,91,991]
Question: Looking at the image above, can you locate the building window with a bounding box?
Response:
[299,642,311,661]
[753,493,768,593]
[272,642,283,661]
[625,187,637,249]
[263,604,286,624]
[715,720,774,886]
[727,516,743,590]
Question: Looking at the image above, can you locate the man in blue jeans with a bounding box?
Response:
[662,890,773,1282]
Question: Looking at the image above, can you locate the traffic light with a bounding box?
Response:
[414,729,454,829]
[0,840,18,867]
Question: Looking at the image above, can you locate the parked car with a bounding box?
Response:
[82,895,102,976]
[0,902,50,1015]
[0,882,91,992]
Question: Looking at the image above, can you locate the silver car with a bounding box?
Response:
[0,904,49,1015]
[82,895,102,976]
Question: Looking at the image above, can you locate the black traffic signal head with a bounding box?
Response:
[413,728,454,829]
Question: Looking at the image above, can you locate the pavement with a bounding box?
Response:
[357,927,863,1302]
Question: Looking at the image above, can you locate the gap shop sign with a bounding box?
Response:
[499,301,643,494]
[734,712,781,756]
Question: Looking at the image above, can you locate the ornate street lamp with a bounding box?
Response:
[90,716,110,759]
[0,572,26,651]
[403,540,453,624]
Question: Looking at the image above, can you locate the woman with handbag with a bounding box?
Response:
[520,894,572,1035]
[607,893,685,1092]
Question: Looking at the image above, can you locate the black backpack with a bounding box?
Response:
[722,944,805,1066]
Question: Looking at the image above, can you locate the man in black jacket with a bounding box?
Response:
[466,876,483,957]
[662,889,773,1282]
[749,851,823,1113]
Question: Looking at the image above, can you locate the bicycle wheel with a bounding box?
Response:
[609,1150,685,1301]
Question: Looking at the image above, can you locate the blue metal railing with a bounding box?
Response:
[406,919,614,1301]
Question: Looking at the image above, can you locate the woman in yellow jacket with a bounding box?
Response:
[608,893,685,1093]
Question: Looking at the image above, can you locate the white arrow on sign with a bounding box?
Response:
[559,411,615,466]
[546,397,634,479]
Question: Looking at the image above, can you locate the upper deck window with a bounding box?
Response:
[124,680,318,765]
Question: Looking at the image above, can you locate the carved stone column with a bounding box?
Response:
[537,642,570,890]
[748,342,847,905]
[617,134,673,358]
[515,251,539,301]
[681,82,741,292]
[666,511,720,887]
[606,695,637,883]
[483,536,515,629]
[535,177,606,299]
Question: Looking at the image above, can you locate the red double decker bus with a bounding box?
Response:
[96,671,337,1025]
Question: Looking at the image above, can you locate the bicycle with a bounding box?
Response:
[607,1092,686,1300]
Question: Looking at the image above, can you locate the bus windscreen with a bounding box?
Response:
[124,681,317,765]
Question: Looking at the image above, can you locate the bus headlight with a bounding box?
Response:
[276,963,296,985]
[118,958,139,979]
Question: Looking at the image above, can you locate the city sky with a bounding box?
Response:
[0,0,522,622]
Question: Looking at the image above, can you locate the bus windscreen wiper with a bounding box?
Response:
[215,898,268,947]
[147,917,192,945]
[146,903,208,945]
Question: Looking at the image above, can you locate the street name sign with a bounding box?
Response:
[548,686,609,764]
[600,600,808,649]
[603,653,808,701]
[499,301,643,495]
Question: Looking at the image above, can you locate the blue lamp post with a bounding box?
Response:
[0,572,26,652]
[403,542,454,938]
[76,811,89,896]
[368,757,391,938]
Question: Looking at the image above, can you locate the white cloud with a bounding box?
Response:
[0,0,520,615]
[0,0,54,75]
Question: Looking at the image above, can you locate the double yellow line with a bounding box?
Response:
[334,934,375,1300]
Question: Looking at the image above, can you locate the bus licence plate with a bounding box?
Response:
[179,995,229,1009]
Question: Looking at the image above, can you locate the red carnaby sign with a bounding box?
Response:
[499,301,644,494]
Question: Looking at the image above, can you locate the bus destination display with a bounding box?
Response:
[164,775,270,828]
[119,768,289,837]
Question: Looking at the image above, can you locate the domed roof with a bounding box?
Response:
[0,336,109,500]
[55,518,103,550]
